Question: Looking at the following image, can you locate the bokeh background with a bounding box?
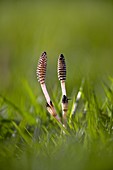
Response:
[0,0,113,104]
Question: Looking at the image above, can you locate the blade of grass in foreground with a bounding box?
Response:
[12,121,33,145]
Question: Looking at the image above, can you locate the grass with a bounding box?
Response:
[0,78,113,170]
[0,1,113,170]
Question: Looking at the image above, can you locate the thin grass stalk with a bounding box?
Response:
[71,78,85,117]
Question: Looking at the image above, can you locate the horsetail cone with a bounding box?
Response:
[36,51,47,84]
[58,54,66,81]
[58,54,67,96]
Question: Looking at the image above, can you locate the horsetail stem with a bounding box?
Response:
[36,52,50,104]
[58,54,68,125]
[36,52,61,123]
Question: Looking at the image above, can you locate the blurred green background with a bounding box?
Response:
[0,1,113,170]
[0,0,113,103]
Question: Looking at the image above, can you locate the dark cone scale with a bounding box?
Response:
[58,54,66,81]
[36,52,47,84]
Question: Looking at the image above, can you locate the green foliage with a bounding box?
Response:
[0,79,113,170]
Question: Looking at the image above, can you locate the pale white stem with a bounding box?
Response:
[41,83,62,124]
[41,83,51,105]
[72,90,82,116]
[76,91,82,101]
[60,80,68,127]
[61,80,66,96]
[55,114,62,123]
